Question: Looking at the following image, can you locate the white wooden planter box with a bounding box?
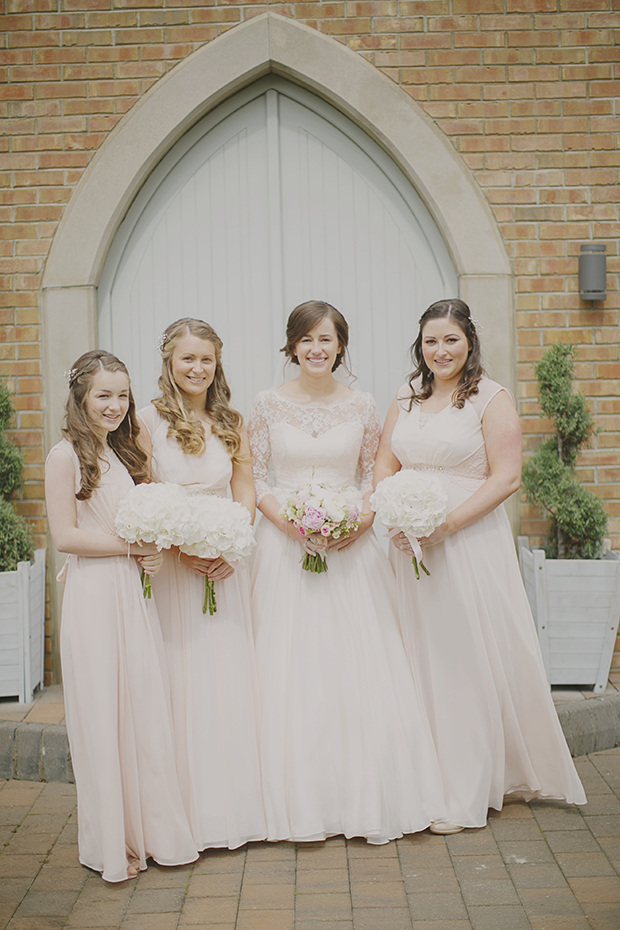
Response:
[0,549,46,703]
[518,537,620,694]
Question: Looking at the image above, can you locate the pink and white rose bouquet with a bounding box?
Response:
[370,469,448,579]
[280,480,362,573]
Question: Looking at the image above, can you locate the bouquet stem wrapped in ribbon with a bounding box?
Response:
[370,469,448,579]
[115,483,255,614]
[280,480,362,573]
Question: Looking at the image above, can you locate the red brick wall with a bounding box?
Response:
[1,0,618,680]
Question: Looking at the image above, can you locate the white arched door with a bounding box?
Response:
[99,77,457,417]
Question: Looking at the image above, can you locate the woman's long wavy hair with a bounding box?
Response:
[63,350,148,501]
[153,318,245,462]
[406,298,485,410]
[281,300,350,373]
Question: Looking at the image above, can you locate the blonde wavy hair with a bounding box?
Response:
[63,350,148,501]
[153,318,245,462]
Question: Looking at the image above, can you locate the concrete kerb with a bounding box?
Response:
[0,721,74,784]
[1,695,619,784]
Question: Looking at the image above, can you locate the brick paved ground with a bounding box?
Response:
[1,749,620,930]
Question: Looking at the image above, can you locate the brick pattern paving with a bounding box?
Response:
[1,749,620,930]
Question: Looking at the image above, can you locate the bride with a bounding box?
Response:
[248,299,447,844]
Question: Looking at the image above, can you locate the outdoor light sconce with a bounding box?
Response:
[579,243,607,303]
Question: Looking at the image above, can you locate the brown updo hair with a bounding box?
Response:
[281,300,349,373]
[63,349,148,500]
[153,317,245,462]
[406,298,485,409]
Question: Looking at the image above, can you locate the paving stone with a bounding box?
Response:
[410,923,471,930]
[125,887,186,914]
[401,869,460,894]
[567,874,620,903]
[541,830,602,854]
[245,842,295,862]
[64,898,128,926]
[179,897,239,923]
[467,905,531,930]
[294,892,353,920]
[458,878,521,906]
[445,830,499,856]
[500,841,556,865]
[489,800,534,820]
[296,847,348,870]
[518,887,585,918]
[488,819,546,842]
[120,915,179,930]
[296,922,352,930]
[18,813,71,835]
[350,881,408,908]
[0,807,30,827]
[577,902,620,929]
[188,872,242,896]
[294,868,350,893]
[406,892,468,921]
[554,851,616,877]
[583,814,620,837]
[192,849,246,874]
[12,890,79,917]
[451,855,509,881]
[397,842,453,871]
[579,795,620,815]
[506,862,569,889]
[0,856,45,879]
[0,878,33,905]
[243,862,296,884]
[239,883,294,910]
[348,857,403,882]
[529,808,589,832]
[29,866,88,892]
[4,919,67,930]
[528,918,590,930]
[352,908,412,929]
[235,911,294,930]
[135,863,193,888]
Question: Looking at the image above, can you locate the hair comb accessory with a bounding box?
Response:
[155,332,168,352]
[63,368,78,386]
[470,317,483,331]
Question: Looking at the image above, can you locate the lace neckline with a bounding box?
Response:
[271,387,358,409]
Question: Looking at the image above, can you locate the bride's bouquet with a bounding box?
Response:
[115,482,195,597]
[179,494,255,615]
[370,469,448,579]
[115,484,255,613]
[280,480,362,573]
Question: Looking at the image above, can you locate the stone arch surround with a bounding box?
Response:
[41,13,515,649]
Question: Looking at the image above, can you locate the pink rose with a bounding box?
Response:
[348,503,360,522]
[302,506,326,531]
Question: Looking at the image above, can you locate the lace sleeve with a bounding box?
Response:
[248,393,273,505]
[358,394,381,495]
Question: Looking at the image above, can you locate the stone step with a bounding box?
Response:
[1,682,620,783]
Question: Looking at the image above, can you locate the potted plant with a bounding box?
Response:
[0,382,46,703]
[518,343,620,693]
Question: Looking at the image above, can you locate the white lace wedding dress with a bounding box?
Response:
[248,388,447,844]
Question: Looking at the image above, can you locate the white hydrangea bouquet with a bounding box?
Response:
[115,482,195,598]
[115,484,255,613]
[370,469,448,579]
[280,480,362,573]
[178,494,255,615]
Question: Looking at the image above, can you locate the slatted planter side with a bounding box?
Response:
[0,549,46,703]
[518,538,620,694]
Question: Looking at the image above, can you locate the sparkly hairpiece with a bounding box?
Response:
[63,368,78,386]
[470,316,483,332]
[154,332,168,353]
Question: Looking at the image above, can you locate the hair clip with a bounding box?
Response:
[154,332,168,352]
[470,317,483,332]
[63,368,78,386]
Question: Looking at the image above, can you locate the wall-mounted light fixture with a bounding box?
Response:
[579,243,607,303]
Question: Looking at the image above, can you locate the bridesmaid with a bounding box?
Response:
[375,298,586,831]
[138,318,266,851]
[45,350,197,882]
[248,300,446,844]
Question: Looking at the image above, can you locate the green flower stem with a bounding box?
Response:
[141,569,152,599]
[302,551,328,573]
[411,556,430,580]
[203,577,217,615]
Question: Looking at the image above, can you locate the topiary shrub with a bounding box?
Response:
[0,383,33,572]
[522,343,608,560]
